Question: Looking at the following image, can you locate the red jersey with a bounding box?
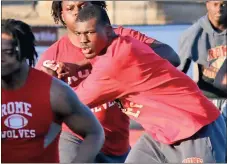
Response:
[74,35,220,145]
[36,26,151,155]
[114,26,155,45]
[1,68,59,163]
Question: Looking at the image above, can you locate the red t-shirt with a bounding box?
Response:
[36,26,153,155]
[74,35,220,145]
[1,68,59,163]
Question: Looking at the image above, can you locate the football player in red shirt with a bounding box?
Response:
[36,1,179,163]
[1,19,104,163]
[36,1,180,163]
[70,5,226,163]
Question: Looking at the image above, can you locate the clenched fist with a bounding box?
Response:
[42,59,92,83]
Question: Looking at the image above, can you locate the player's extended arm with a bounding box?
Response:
[72,67,122,108]
[38,59,92,84]
[214,59,227,92]
[50,78,105,163]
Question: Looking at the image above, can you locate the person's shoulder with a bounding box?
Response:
[32,67,53,78]
[106,35,149,58]
[114,26,135,36]
[111,35,149,55]
[114,26,142,35]
[112,36,135,53]
[50,74,76,101]
[91,36,131,72]
[32,68,71,93]
[113,26,120,31]
[109,36,150,62]
[47,35,68,50]
[93,36,149,76]
[179,17,205,49]
[115,35,140,45]
[29,68,54,87]
[180,16,205,40]
[114,26,155,43]
[119,35,150,51]
[41,35,69,57]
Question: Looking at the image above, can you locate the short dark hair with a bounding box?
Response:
[51,1,107,26]
[1,19,38,67]
[76,5,111,26]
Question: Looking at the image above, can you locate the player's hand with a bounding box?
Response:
[41,60,58,77]
[55,62,70,80]
[56,59,92,81]
[42,60,70,81]
[42,59,92,84]
[213,58,227,91]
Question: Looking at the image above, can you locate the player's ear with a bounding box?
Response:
[61,12,66,23]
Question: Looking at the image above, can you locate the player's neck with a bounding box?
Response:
[211,22,227,32]
[99,33,118,56]
[208,15,227,32]
[67,29,78,47]
[1,63,30,90]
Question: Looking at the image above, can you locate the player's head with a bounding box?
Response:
[74,5,113,59]
[51,1,107,32]
[206,1,227,24]
[1,19,37,77]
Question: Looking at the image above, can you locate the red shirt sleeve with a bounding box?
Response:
[73,60,122,108]
[114,26,155,45]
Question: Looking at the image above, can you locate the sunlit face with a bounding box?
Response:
[1,33,21,77]
[206,1,227,23]
[61,1,92,32]
[74,18,110,59]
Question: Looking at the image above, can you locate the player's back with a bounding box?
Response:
[96,35,220,144]
[1,68,60,163]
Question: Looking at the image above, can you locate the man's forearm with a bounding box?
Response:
[214,74,227,91]
[73,132,105,163]
[214,59,227,91]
